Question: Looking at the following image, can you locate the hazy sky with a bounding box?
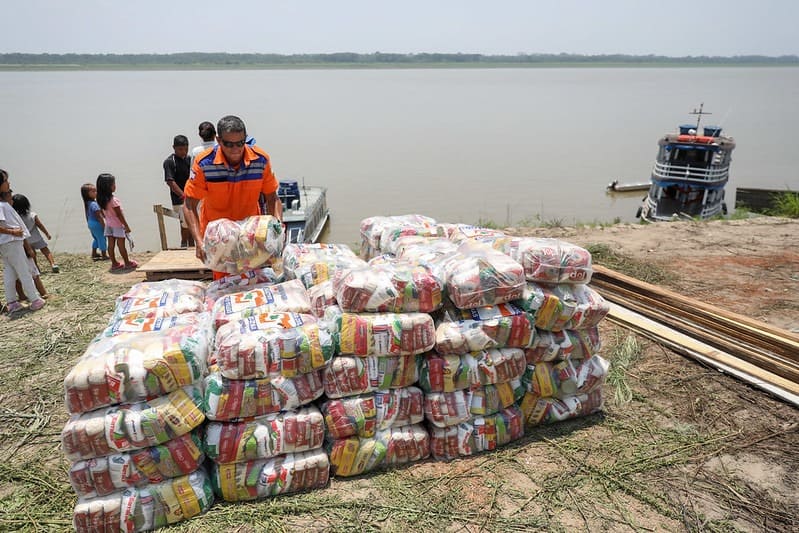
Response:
[3,0,797,57]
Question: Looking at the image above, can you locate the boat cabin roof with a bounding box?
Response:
[659,133,735,151]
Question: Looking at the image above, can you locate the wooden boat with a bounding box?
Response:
[637,104,735,221]
[278,180,330,244]
[606,180,650,193]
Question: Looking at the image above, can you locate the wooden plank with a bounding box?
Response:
[591,278,799,361]
[153,204,185,251]
[592,265,799,353]
[607,302,799,403]
[598,288,799,383]
[138,249,212,281]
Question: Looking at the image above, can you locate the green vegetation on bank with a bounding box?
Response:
[2,52,799,70]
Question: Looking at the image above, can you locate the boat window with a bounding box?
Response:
[670,148,710,167]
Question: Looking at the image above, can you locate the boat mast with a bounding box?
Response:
[689,103,712,131]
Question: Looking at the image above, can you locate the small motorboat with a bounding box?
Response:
[278,180,330,244]
[606,180,650,193]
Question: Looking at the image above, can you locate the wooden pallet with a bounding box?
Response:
[138,249,212,281]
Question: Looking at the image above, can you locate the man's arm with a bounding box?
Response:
[183,197,205,261]
[263,191,283,222]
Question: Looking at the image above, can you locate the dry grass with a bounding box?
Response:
[1,250,797,532]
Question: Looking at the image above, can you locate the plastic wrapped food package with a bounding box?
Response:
[494,237,593,284]
[337,311,435,356]
[514,283,608,331]
[203,369,325,421]
[395,238,459,282]
[61,386,205,462]
[520,390,604,427]
[379,224,442,256]
[69,431,205,498]
[434,302,535,355]
[72,468,213,533]
[416,348,527,394]
[334,261,443,313]
[119,279,207,302]
[100,312,211,338]
[282,243,366,289]
[321,387,424,439]
[445,241,525,309]
[206,267,283,301]
[441,224,506,244]
[112,291,213,322]
[307,280,337,318]
[424,379,525,427]
[211,448,330,502]
[322,354,420,398]
[327,423,430,477]
[524,327,601,364]
[211,279,311,328]
[520,355,610,399]
[64,325,209,414]
[212,312,335,380]
[359,214,437,260]
[203,215,284,274]
[428,406,525,461]
[204,406,326,464]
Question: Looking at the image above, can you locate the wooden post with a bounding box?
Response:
[153,204,168,250]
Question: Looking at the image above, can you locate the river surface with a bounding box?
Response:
[1,67,797,253]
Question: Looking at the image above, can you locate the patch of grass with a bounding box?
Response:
[475,217,501,229]
[604,333,643,405]
[769,190,799,218]
[585,243,677,285]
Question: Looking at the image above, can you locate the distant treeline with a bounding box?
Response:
[2,52,798,67]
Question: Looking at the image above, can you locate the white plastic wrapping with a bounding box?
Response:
[211,448,330,502]
[204,406,326,464]
[212,312,335,380]
[321,387,425,439]
[203,368,325,421]
[203,215,284,274]
[64,325,209,414]
[211,279,311,328]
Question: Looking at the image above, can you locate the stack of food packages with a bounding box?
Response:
[358,216,612,458]
[60,216,612,529]
[61,279,214,532]
[204,276,333,502]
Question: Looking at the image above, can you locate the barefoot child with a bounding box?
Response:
[11,193,59,273]
[80,183,109,260]
[96,173,137,271]
[0,169,46,313]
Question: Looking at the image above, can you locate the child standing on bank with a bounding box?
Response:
[96,173,137,271]
[0,169,46,313]
[11,193,59,273]
[80,183,109,260]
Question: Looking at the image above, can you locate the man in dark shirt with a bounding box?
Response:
[163,135,195,247]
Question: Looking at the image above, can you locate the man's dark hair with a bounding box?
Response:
[173,135,189,147]
[217,115,246,137]
[198,121,216,142]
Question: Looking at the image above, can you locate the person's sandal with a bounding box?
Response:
[6,301,23,314]
[110,262,125,271]
[30,298,46,311]
[52,265,60,273]
[125,260,139,269]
